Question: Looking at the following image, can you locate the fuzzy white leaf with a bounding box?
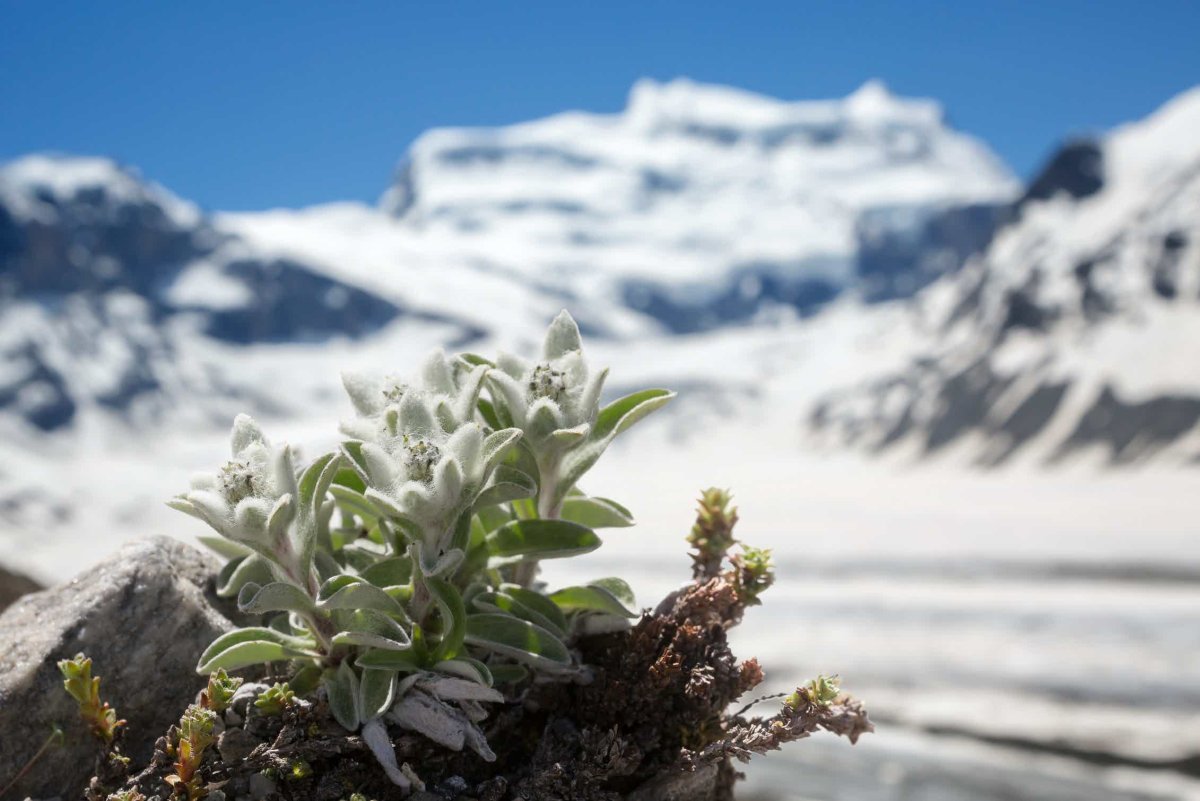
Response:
[543,310,582,359]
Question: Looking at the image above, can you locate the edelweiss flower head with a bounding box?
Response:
[488,311,607,445]
[169,414,298,549]
[353,391,520,552]
[341,350,487,444]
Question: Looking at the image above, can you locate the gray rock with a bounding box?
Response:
[0,563,42,613]
[0,536,238,800]
[248,770,276,800]
[218,727,263,764]
[627,763,723,801]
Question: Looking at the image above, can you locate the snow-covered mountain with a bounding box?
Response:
[810,87,1200,465]
[2,78,1198,470]
[381,78,1017,330]
[0,156,483,434]
[0,79,1020,439]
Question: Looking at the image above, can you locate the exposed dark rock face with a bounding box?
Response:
[1053,386,1200,464]
[855,203,1015,302]
[811,358,1072,466]
[1019,140,1105,207]
[198,259,402,344]
[622,267,842,334]
[0,177,200,300]
[0,537,237,800]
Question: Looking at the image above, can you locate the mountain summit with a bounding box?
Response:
[380,78,1017,331]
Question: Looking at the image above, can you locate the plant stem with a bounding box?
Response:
[516,458,563,587]
[1,726,62,799]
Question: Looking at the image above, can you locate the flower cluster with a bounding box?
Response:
[169,311,673,789]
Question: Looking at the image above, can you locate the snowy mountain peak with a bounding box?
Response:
[0,154,201,229]
[624,77,943,134]
[1106,85,1200,191]
[381,77,1018,331]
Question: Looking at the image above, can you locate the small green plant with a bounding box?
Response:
[169,311,673,785]
[198,668,242,713]
[253,682,296,715]
[730,545,775,606]
[164,704,217,800]
[688,488,739,579]
[58,654,124,744]
[107,790,147,801]
[789,674,842,708]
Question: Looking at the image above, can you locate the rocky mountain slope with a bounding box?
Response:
[809,87,1200,465]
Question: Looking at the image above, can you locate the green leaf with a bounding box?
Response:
[464,614,570,669]
[215,554,275,598]
[297,453,342,566]
[503,438,541,486]
[266,493,296,548]
[473,465,536,510]
[358,648,423,671]
[426,578,467,662]
[317,576,406,616]
[475,505,513,536]
[358,667,397,720]
[331,609,411,650]
[476,396,506,430]
[488,663,530,685]
[331,466,366,494]
[474,588,567,638]
[433,657,494,687]
[314,550,342,582]
[339,442,371,483]
[196,534,252,560]
[486,519,601,563]
[549,581,637,618]
[554,388,674,507]
[329,485,379,522]
[237,581,317,615]
[325,662,360,730]
[482,428,523,474]
[590,577,637,609]
[458,353,496,369]
[501,585,570,635]
[290,664,323,696]
[341,542,386,572]
[593,388,676,440]
[196,628,318,673]
[298,452,339,510]
[560,495,635,528]
[359,556,413,588]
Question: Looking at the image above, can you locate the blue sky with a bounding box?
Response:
[3,1,1198,211]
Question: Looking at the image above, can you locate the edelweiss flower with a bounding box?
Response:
[169,414,300,565]
[350,389,520,559]
[341,350,487,444]
[487,310,608,447]
[485,311,674,519]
